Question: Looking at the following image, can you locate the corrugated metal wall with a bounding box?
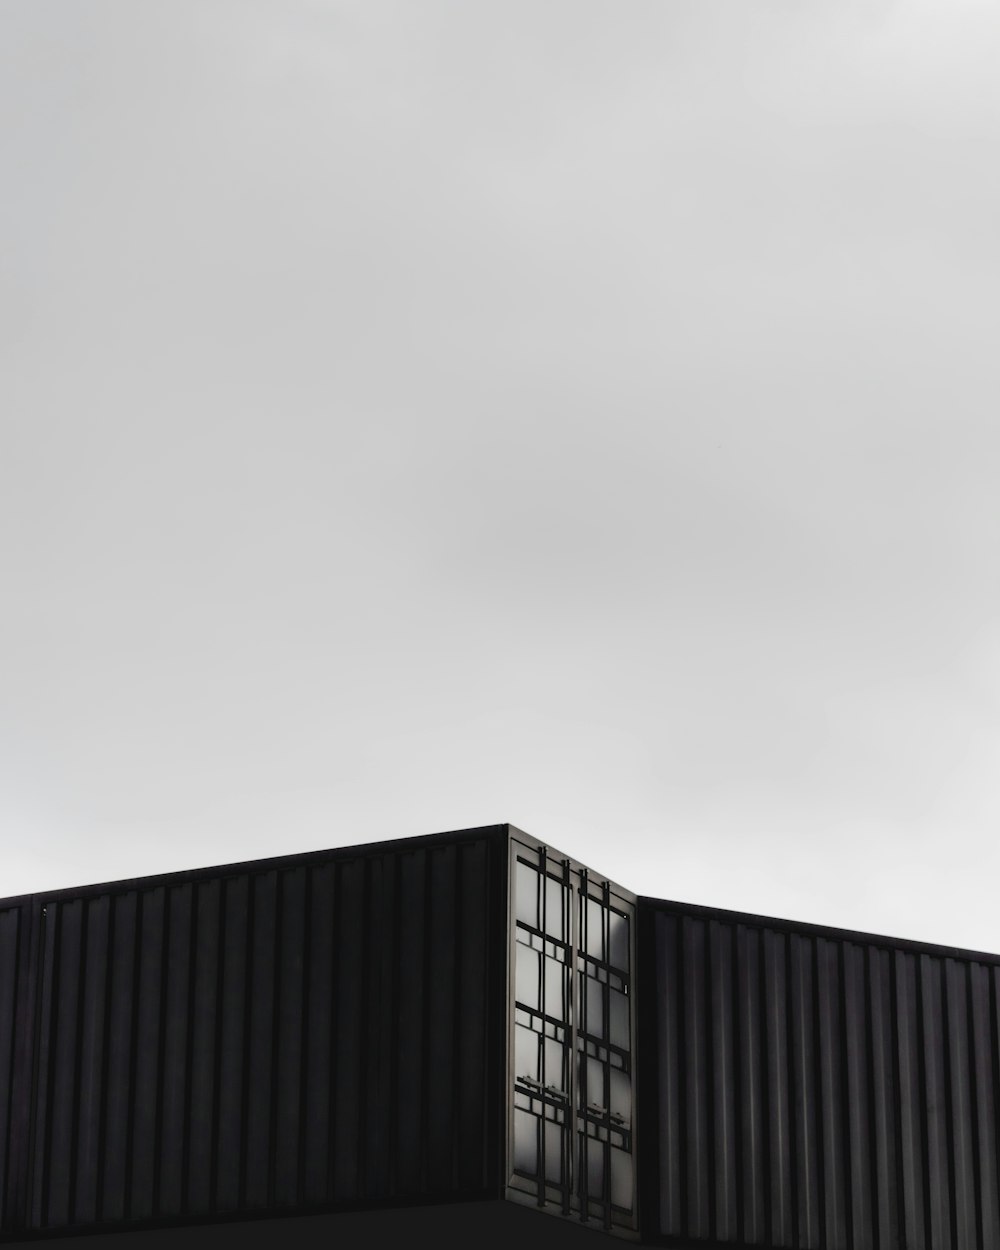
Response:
[0,828,508,1238]
[638,902,1000,1250]
[0,901,37,1236]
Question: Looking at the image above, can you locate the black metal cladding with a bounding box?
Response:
[0,827,508,1237]
[637,899,1000,1250]
[6,827,1000,1250]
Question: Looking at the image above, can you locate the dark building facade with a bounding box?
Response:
[0,823,998,1249]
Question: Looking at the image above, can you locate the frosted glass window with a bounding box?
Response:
[583,1056,605,1110]
[584,1138,605,1199]
[583,897,604,959]
[544,1037,567,1092]
[609,987,629,1050]
[610,1147,632,1210]
[545,956,567,1021]
[582,974,605,1039]
[609,1068,630,1123]
[516,861,538,928]
[608,910,629,971]
[545,876,566,941]
[514,1109,537,1174]
[545,1121,563,1183]
[515,1024,539,1084]
[516,944,539,1011]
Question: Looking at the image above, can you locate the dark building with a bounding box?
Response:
[0,823,997,1249]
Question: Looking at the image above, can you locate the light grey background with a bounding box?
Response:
[3,2,998,951]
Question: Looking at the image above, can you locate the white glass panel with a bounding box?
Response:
[516,943,539,1010]
[583,973,605,1038]
[545,875,566,941]
[515,861,538,928]
[609,1067,631,1123]
[585,897,604,959]
[611,1147,633,1210]
[585,1138,605,1198]
[544,1120,563,1183]
[585,1056,605,1109]
[514,1109,538,1174]
[515,1023,539,1083]
[544,956,566,1021]
[609,987,629,1050]
[544,1036,566,1092]
[608,909,629,971]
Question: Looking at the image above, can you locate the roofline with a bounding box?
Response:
[639,892,1000,968]
[0,823,510,911]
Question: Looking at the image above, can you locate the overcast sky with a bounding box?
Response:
[3,1,999,953]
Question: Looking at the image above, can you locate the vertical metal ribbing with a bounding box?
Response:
[122,893,143,1222]
[602,878,612,1234]
[449,849,462,1192]
[0,908,17,1230]
[941,961,959,1250]
[208,880,227,1214]
[863,946,882,1250]
[810,935,825,1250]
[579,867,590,1224]
[180,886,199,1217]
[151,891,172,1220]
[889,949,907,1250]
[358,857,373,1199]
[990,970,1000,1250]
[418,853,431,1196]
[538,845,547,1207]
[757,927,772,1249]
[732,923,745,1247]
[704,913,715,1244]
[266,872,284,1210]
[785,930,800,1250]
[563,857,574,1217]
[21,905,43,1231]
[295,867,312,1210]
[325,861,342,1203]
[681,914,693,1239]
[487,838,500,1196]
[67,899,91,1225]
[386,856,401,1199]
[844,942,857,1250]
[965,963,984,1250]
[9,904,41,1236]
[36,903,62,1229]
[94,897,117,1225]
[916,959,934,1249]
[236,877,256,1211]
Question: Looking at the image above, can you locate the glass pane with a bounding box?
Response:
[544,1120,563,1183]
[516,944,539,1010]
[608,910,629,970]
[515,1023,539,1084]
[516,861,538,928]
[514,1109,538,1174]
[544,1036,566,1092]
[544,956,567,1020]
[584,897,604,960]
[609,987,629,1050]
[609,1067,631,1123]
[610,1147,633,1210]
[545,875,566,941]
[585,1056,606,1110]
[585,1137,605,1199]
[582,973,604,1039]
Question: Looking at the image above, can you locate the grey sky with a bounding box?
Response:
[2,2,999,952]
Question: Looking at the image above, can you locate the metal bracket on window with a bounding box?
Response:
[518,1074,568,1101]
[585,1103,629,1128]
